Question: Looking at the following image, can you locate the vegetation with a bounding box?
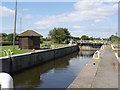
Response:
[118,51,120,57]
[80,35,89,40]
[0,33,18,42]
[40,41,70,49]
[0,45,32,57]
[1,29,119,57]
[79,35,109,41]
[0,43,70,57]
[109,34,120,44]
[48,28,71,44]
[114,46,120,49]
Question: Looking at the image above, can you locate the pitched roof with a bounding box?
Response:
[18,30,43,37]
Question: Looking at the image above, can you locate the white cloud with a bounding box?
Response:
[35,0,118,30]
[0,6,14,17]
[24,14,33,19]
[23,8,29,11]
[70,27,117,38]
[91,24,95,26]
[102,0,119,2]
[73,25,85,29]
[0,26,14,33]
[1,0,119,2]
[94,19,104,23]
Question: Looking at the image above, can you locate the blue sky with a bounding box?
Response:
[1,1,118,38]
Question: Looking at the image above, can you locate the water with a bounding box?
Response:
[13,51,94,88]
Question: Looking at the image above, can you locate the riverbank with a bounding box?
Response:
[0,44,71,57]
[68,45,118,88]
[0,45,79,74]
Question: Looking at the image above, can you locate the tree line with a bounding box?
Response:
[0,28,119,44]
[0,33,18,42]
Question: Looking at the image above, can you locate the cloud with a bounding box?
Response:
[23,8,29,11]
[0,26,14,33]
[1,0,119,2]
[91,24,95,26]
[35,0,118,30]
[0,5,14,17]
[102,0,119,2]
[70,27,117,38]
[94,19,104,23]
[24,14,33,19]
[73,25,85,29]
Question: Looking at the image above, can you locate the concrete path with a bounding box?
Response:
[92,45,118,88]
[68,45,118,88]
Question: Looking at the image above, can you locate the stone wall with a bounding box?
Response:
[0,45,79,74]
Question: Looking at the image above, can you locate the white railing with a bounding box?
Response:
[78,40,110,44]
[100,45,105,50]
[0,73,13,89]
[92,50,100,59]
[115,53,120,63]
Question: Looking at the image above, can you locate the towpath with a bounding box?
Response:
[68,45,118,88]
[92,45,118,88]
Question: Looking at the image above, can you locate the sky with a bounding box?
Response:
[0,0,119,38]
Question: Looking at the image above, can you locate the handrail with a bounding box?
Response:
[92,50,100,59]
[100,45,104,50]
[0,73,13,89]
[77,40,110,44]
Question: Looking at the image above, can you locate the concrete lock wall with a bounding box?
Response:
[0,45,79,74]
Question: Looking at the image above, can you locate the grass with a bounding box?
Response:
[0,42,71,57]
[114,46,120,49]
[112,62,116,66]
[50,43,70,49]
[41,41,70,49]
[0,45,32,57]
[118,51,120,57]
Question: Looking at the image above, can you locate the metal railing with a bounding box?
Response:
[92,50,100,59]
[77,40,110,44]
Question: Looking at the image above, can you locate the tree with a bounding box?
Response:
[0,33,8,41]
[7,33,18,42]
[109,35,117,41]
[80,35,89,40]
[0,33,7,37]
[93,38,101,40]
[109,35,119,43]
[7,33,13,42]
[48,28,71,44]
[89,37,93,40]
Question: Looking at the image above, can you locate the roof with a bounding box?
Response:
[18,30,43,37]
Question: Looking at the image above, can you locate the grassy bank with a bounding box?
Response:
[118,51,120,57]
[41,41,70,49]
[114,46,120,49]
[0,43,71,57]
[0,45,32,57]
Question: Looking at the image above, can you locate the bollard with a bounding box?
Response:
[0,73,13,89]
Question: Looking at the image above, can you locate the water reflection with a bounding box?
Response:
[79,51,95,56]
[13,51,94,88]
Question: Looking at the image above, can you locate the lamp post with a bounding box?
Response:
[13,0,17,50]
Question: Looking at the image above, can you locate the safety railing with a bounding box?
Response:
[92,50,100,59]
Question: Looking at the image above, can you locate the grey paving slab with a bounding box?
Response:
[92,45,118,88]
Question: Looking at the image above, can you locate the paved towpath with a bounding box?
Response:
[68,45,118,88]
[92,45,118,88]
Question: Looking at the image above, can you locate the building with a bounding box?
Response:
[18,30,43,50]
